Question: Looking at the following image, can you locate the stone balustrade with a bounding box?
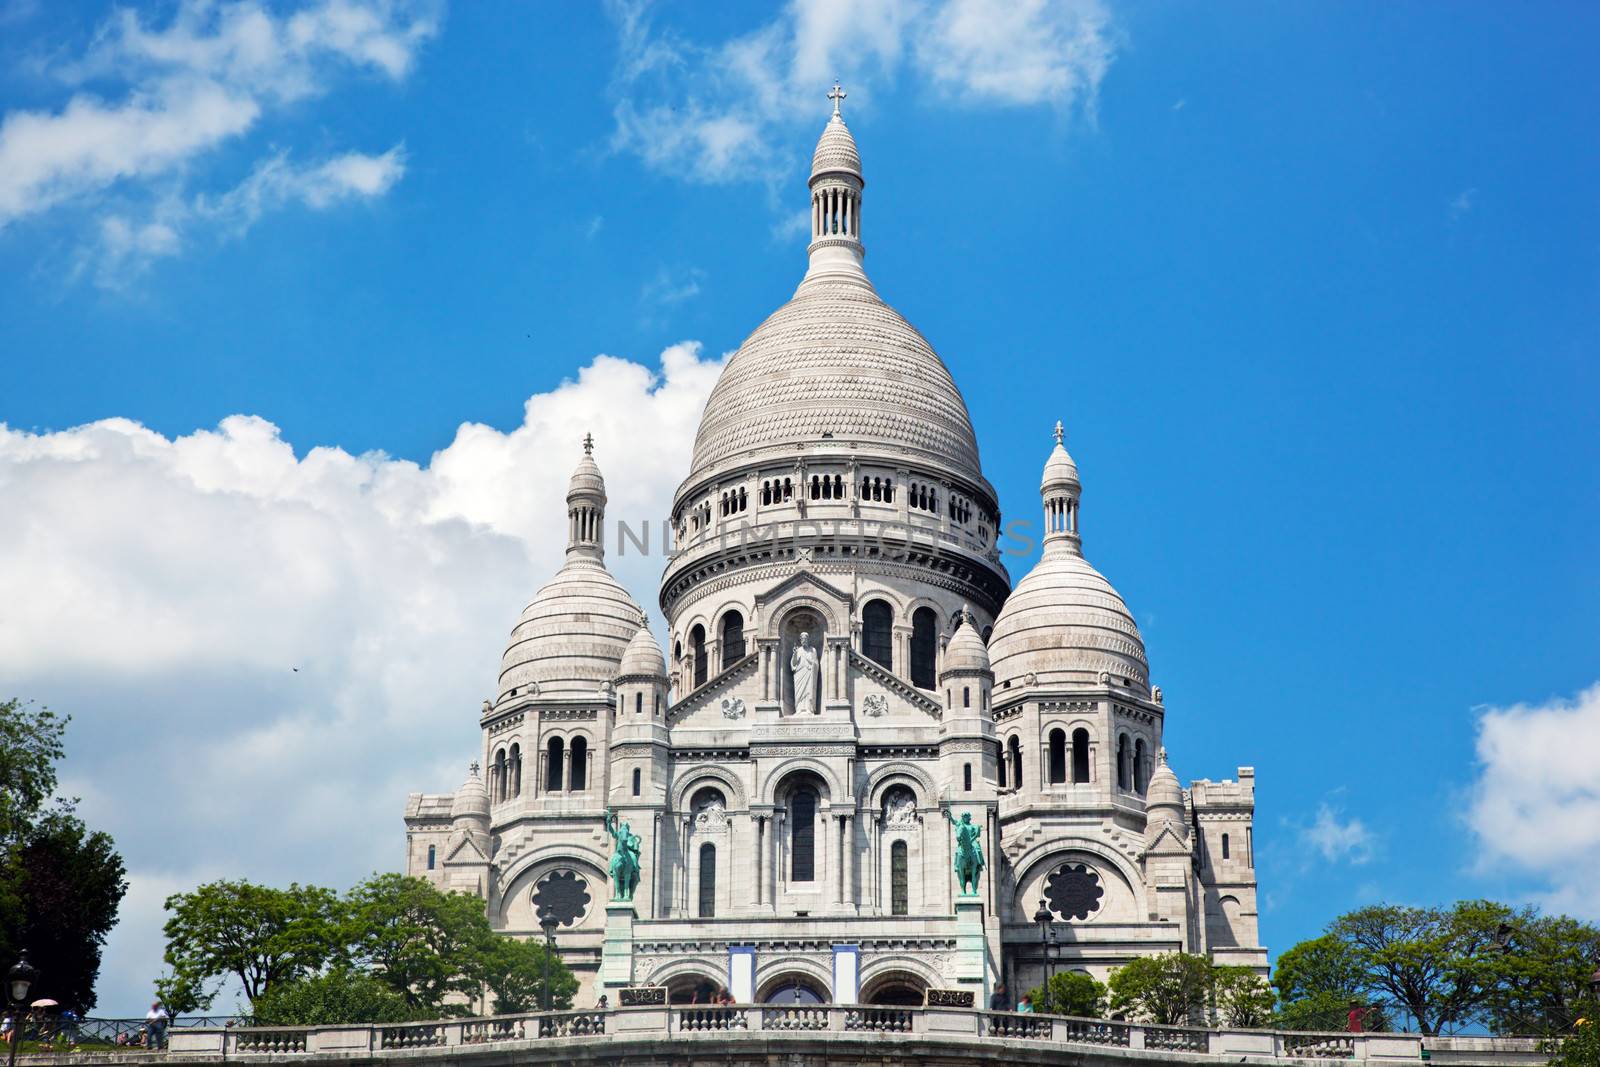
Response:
[29,1006,1546,1067]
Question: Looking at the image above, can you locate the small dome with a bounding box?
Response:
[497,556,644,700]
[989,551,1149,693]
[942,611,991,675]
[811,114,862,182]
[568,449,604,500]
[1042,442,1080,491]
[1146,750,1184,813]
[451,765,489,822]
[618,624,667,679]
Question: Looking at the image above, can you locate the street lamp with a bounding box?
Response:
[1033,901,1054,1005]
[539,915,560,1012]
[7,953,38,1067]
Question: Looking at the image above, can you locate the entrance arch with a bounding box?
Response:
[860,970,928,1006]
[665,972,725,1005]
[758,972,830,1005]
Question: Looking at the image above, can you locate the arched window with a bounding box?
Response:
[698,843,717,918]
[1048,729,1067,784]
[721,611,746,666]
[1221,833,1231,861]
[963,763,973,791]
[632,767,641,796]
[509,742,522,797]
[1133,738,1147,794]
[790,788,817,882]
[1116,735,1129,791]
[997,740,1009,787]
[546,737,565,793]
[569,736,588,791]
[634,691,642,716]
[833,474,843,498]
[862,600,894,671]
[1072,728,1090,783]
[963,686,970,708]
[810,475,821,500]
[427,844,436,870]
[690,624,707,688]
[1008,735,1023,790]
[890,841,909,916]
[910,607,937,689]
[493,748,507,801]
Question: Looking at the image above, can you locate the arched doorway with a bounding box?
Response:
[665,973,725,1005]
[758,972,829,1005]
[861,971,928,1006]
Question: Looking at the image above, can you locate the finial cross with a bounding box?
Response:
[828,81,846,117]
[582,432,594,455]
[1053,420,1064,446]
[469,760,480,776]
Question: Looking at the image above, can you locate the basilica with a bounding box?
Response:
[403,91,1267,1008]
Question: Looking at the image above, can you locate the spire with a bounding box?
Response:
[803,84,867,288]
[1040,420,1083,557]
[566,435,607,560]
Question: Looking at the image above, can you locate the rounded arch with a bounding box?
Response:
[757,594,847,640]
[756,963,832,1004]
[761,759,842,805]
[717,605,748,667]
[860,597,895,670]
[671,765,748,811]
[859,957,941,1005]
[909,605,939,690]
[864,762,937,810]
[656,962,727,1004]
[853,588,910,622]
[1010,840,1148,921]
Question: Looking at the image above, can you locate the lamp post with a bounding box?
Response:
[7,953,38,1067]
[1032,901,1053,1006]
[539,915,559,1012]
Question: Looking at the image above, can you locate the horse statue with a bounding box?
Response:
[946,809,985,896]
[604,808,642,902]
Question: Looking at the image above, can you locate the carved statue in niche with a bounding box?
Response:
[694,790,728,829]
[790,630,820,715]
[884,787,917,827]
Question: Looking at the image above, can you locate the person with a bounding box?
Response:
[988,983,1009,1011]
[1017,994,1034,1014]
[1346,1000,1366,1033]
[145,1001,169,1049]
[596,995,609,1010]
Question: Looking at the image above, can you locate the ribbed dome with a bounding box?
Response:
[1042,442,1080,489]
[497,557,644,701]
[989,548,1149,693]
[451,766,489,822]
[942,612,991,675]
[618,624,666,679]
[811,113,861,181]
[687,279,982,476]
[568,452,604,497]
[1146,751,1184,813]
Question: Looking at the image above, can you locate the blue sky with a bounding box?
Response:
[2,1,1598,1016]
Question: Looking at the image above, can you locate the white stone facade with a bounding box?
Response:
[404,92,1268,1008]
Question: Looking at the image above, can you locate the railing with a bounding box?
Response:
[129,1005,1550,1066]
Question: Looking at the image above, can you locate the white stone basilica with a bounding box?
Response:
[404,91,1267,1008]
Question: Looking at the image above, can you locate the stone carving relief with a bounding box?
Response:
[694,793,728,830]
[721,696,746,719]
[861,693,889,717]
[884,787,918,827]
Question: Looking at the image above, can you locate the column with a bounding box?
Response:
[755,815,766,907]
[652,812,663,919]
[836,815,846,905]
[844,815,856,906]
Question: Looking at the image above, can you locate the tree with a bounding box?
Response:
[1108,953,1213,1025]
[1484,913,1600,1036]
[252,969,419,1026]
[1215,967,1276,1028]
[1025,972,1106,1018]
[344,874,495,1014]
[7,811,127,1012]
[1274,933,1388,1032]
[162,880,344,1006]
[479,936,577,1015]
[1545,1005,1600,1067]
[1330,902,1505,1035]
[0,698,127,1013]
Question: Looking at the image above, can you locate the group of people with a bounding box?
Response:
[988,983,1036,1014]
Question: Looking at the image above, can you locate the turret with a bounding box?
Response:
[803,82,868,287]
[940,606,997,798]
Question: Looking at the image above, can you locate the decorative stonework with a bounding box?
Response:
[721,696,746,720]
[861,693,889,717]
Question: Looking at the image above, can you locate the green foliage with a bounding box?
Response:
[0,698,127,1013]
[1544,1004,1600,1067]
[1484,914,1600,1036]
[344,873,496,1013]
[1025,972,1107,1018]
[1273,933,1388,1031]
[479,936,578,1015]
[251,969,420,1026]
[1215,966,1277,1028]
[1108,953,1214,1025]
[162,880,345,1005]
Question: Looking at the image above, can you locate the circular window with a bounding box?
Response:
[532,869,592,927]
[1043,862,1104,921]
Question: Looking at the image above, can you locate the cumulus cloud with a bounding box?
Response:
[1,342,725,1013]
[1467,683,1600,919]
[607,0,1113,185]
[0,0,435,279]
[1299,802,1375,865]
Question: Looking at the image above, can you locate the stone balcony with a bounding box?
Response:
[27,1006,1551,1067]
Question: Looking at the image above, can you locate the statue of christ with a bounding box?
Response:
[790,631,820,715]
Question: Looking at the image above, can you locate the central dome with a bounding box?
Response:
[685,102,983,484]
[688,279,982,476]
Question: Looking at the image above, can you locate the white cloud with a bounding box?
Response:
[641,265,705,307]
[1467,683,1600,919]
[0,0,435,277]
[1,342,726,1014]
[1450,187,1477,220]
[607,0,1113,185]
[1303,802,1375,865]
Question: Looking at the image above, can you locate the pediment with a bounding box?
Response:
[753,568,851,611]
[444,834,488,864]
[1143,822,1192,857]
[667,651,759,724]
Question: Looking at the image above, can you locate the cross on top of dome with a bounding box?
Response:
[828,81,846,117]
[583,432,594,455]
[1053,420,1064,446]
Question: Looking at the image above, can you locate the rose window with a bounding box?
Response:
[1043,862,1104,921]
[532,869,591,927]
